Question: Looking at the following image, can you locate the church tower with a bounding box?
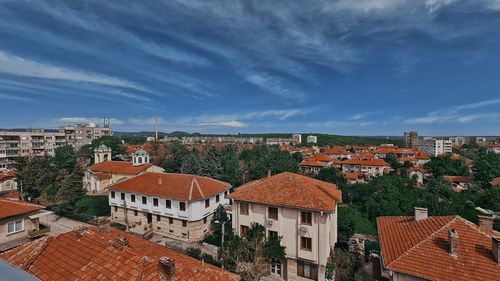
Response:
[132,148,149,166]
[94,144,111,164]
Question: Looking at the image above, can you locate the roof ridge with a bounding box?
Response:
[455,215,500,238]
[193,178,205,198]
[386,216,459,268]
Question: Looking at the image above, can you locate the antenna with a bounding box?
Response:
[155,116,159,141]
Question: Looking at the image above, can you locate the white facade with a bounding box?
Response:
[292,134,302,144]
[420,138,452,157]
[307,135,318,144]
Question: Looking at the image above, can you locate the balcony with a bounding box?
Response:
[28,224,50,238]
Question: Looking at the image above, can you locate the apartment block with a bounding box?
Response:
[403,131,418,148]
[307,135,318,144]
[108,172,232,241]
[60,121,111,149]
[419,138,452,157]
[228,172,342,281]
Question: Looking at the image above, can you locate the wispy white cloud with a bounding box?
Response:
[57,117,124,125]
[197,121,247,128]
[0,51,147,92]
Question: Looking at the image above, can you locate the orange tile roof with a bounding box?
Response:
[442,176,474,183]
[94,172,112,180]
[90,161,153,175]
[343,171,362,181]
[299,159,327,168]
[0,227,239,281]
[377,216,500,281]
[0,171,16,182]
[489,177,500,186]
[109,172,231,201]
[228,172,341,212]
[311,153,331,162]
[342,158,389,167]
[0,198,44,219]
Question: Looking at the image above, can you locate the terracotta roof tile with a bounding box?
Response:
[377,215,500,281]
[489,177,500,186]
[342,158,389,167]
[228,172,341,212]
[0,198,44,219]
[0,227,239,281]
[109,172,231,201]
[90,161,153,175]
[0,171,16,182]
[442,176,474,183]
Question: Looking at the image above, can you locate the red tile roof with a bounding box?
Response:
[94,172,112,180]
[299,159,327,168]
[228,172,341,212]
[342,158,389,167]
[442,176,474,184]
[0,171,16,182]
[0,198,44,219]
[0,227,239,281]
[109,172,231,201]
[489,177,500,186]
[377,215,500,281]
[90,161,153,175]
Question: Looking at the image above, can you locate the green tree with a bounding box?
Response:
[220,145,242,187]
[180,152,201,175]
[424,154,470,177]
[163,142,191,172]
[91,136,126,160]
[53,145,77,172]
[201,146,222,179]
[316,167,348,189]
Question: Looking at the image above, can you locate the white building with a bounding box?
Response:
[420,138,452,157]
[307,135,318,144]
[292,134,302,144]
[228,172,342,281]
[109,172,232,241]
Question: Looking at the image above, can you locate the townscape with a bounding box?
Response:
[1,1,500,281]
[0,123,499,281]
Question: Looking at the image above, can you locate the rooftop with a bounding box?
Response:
[0,198,44,219]
[109,172,231,201]
[228,172,341,212]
[90,161,153,175]
[0,227,239,281]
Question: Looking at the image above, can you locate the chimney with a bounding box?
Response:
[158,256,175,281]
[448,228,459,258]
[267,170,272,178]
[414,207,428,221]
[493,237,500,265]
[157,177,163,185]
[478,215,494,231]
[115,236,128,247]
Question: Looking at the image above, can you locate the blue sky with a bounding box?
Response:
[1,0,500,135]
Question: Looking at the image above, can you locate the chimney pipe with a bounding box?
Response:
[267,170,271,178]
[478,215,494,231]
[158,256,175,281]
[115,236,128,247]
[448,228,459,258]
[414,207,428,221]
[493,237,500,265]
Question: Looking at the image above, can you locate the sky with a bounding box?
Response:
[0,0,500,136]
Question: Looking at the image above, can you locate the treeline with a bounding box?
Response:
[162,143,301,187]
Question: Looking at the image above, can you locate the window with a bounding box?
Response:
[134,210,138,216]
[156,215,161,221]
[205,199,210,208]
[268,207,278,220]
[111,191,115,198]
[114,206,117,212]
[182,220,187,227]
[224,191,228,197]
[301,211,312,225]
[131,194,136,202]
[297,261,318,280]
[240,225,249,237]
[301,237,312,251]
[179,202,186,211]
[203,217,207,224]
[121,193,125,200]
[216,194,220,203]
[169,218,173,225]
[7,220,23,234]
[240,202,249,215]
[142,196,147,204]
[153,198,159,207]
[165,200,171,209]
[269,230,278,239]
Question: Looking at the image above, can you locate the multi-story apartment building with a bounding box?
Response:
[228,172,342,281]
[0,129,66,170]
[307,135,318,144]
[292,133,302,144]
[403,131,418,148]
[109,172,232,241]
[419,138,452,157]
[59,121,111,149]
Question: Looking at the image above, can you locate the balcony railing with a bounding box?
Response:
[28,224,50,238]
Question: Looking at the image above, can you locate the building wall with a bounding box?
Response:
[231,201,337,281]
[0,214,39,245]
[0,178,17,192]
[392,272,428,281]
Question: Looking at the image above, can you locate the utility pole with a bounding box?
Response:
[155,116,159,141]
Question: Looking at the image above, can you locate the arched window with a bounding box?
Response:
[138,157,143,164]
[104,154,109,161]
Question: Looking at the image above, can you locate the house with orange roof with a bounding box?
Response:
[487,143,500,154]
[228,172,342,281]
[375,208,500,281]
[443,175,474,192]
[0,170,16,193]
[341,158,390,178]
[84,145,164,194]
[109,172,231,241]
[0,198,51,251]
[490,177,500,187]
[0,226,239,281]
